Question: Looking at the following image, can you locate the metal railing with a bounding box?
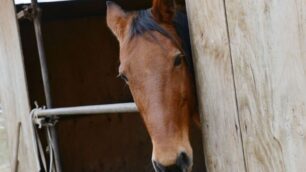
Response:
[30,102,138,172]
[33,103,138,118]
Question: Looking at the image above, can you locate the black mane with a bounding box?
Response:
[130,9,171,39]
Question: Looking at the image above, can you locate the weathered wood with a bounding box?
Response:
[185,0,246,171]
[0,106,10,172]
[11,122,21,172]
[225,0,306,171]
[0,0,40,171]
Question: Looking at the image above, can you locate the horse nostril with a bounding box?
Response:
[176,152,190,170]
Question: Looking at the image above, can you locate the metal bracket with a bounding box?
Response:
[32,103,59,128]
[17,5,41,21]
[17,5,33,20]
[34,116,59,129]
[31,104,59,172]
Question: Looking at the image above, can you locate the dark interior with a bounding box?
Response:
[16,0,205,171]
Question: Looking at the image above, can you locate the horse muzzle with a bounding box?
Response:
[152,152,192,172]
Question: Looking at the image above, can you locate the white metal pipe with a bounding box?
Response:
[34,103,138,118]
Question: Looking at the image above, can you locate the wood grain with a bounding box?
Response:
[225,0,306,171]
[0,0,39,171]
[185,0,246,171]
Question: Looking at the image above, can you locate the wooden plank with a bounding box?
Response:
[0,107,10,172]
[0,0,40,171]
[225,0,306,171]
[185,1,246,171]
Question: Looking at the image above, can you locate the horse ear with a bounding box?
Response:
[106,1,127,41]
[152,0,176,23]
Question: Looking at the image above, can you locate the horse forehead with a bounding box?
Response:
[121,34,175,60]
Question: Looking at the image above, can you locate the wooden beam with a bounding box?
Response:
[185,0,246,171]
[0,0,40,171]
[11,122,21,172]
[225,0,306,171]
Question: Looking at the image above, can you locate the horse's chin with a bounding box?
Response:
[151,158,193,172]
[152,166,193,172]
[152,168,192,172]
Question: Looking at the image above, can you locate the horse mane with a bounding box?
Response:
[130,9,171,39]
[130,9,194,74]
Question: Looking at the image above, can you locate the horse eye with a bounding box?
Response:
[174,54,184,66]
[119,73,128,82]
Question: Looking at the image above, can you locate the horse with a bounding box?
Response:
[106,1,199,171]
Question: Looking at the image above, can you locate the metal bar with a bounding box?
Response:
[30,0,62,171]
[31,1,52,108]
[35,103,138,118]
